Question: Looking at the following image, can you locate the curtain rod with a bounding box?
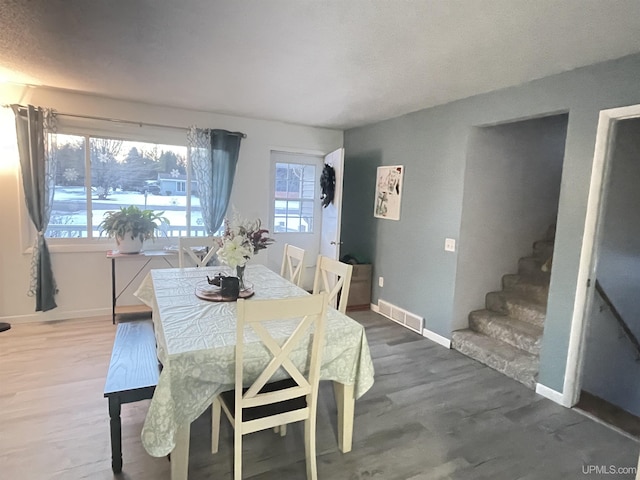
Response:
[3,104,247,138]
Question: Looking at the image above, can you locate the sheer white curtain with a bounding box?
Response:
[187,127,243,235]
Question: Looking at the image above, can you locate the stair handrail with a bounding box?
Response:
[595,279,640,360]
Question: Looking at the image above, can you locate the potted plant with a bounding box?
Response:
[98,205,170,253]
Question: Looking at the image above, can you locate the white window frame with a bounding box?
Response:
[269,150,322,236]
[18,116,192,253]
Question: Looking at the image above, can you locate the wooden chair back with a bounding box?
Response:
[280,243,306,287]
[212,293,328,479]
[178,236,218,267]
[312,255,353,314]
[234,293,327,434]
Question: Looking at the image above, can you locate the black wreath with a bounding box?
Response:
[320,163,336,208]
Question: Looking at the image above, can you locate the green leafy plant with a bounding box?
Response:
[98,205,169,241]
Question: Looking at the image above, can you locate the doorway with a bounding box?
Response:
[269,150,324,290]
[453,114,568,332]
[570,114,640,436]
[565,104,640,422]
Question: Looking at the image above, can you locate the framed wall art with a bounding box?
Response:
[374,165,404,220]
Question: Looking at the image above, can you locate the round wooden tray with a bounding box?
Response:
[195,282,254,302]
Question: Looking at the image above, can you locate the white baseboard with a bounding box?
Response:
[422,327,451,348]
[371,303,379,313]
[0,307,111,324]
[535,383,569,407]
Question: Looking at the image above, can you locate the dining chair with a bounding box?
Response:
[178,236,219,267]
[312,255,353,314]
[211,293,328,480]
[280,243,306,287]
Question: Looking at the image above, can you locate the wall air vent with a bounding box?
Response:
[378,299,392,318]
[377,299,424,334]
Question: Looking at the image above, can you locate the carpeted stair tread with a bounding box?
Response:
[485,290,547,327]
[517,256,552,281]
[502,272,550,287]
[532,240,555,260]
[469,309,543,355]
[451,329,538,389]
[452,225,553,390]
[502,274,550,303]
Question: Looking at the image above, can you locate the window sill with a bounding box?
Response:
[24,238,176,255]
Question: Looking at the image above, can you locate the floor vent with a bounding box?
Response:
[378,299,424,334]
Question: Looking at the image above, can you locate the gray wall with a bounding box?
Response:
[597,119,640,328]
[452,115,567,330]
[341,151,381,264]
[582,118,640,415]
[344,53,640,392]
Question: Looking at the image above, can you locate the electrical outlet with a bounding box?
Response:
[378,276,384,287]
[445,238,456,252]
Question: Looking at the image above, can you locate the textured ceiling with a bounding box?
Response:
[1,0,640,129]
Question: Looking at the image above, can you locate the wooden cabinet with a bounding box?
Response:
[347,264,372,310]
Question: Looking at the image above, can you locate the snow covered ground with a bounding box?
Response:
[49,187,204,237]
[48,187,309,237]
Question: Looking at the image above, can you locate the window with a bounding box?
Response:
[47,133,206,239]
[272,153,317,233]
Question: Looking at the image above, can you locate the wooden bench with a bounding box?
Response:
[104,319,160,474]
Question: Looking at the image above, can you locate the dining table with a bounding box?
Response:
[134,263,375,480]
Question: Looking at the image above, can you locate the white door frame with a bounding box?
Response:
[562,104,640,407]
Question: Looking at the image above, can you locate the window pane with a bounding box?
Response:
[90,138,188,238]
[301,200,314,232]
[48,134,88,238]
[301,164,316,199]
[273,161,316,233]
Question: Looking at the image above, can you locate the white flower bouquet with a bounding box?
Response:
[216,214,274,268]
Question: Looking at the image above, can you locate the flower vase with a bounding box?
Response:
[236,264,246,291]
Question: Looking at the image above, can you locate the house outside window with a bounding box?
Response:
[47,133,207,239]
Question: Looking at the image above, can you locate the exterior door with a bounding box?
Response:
[320,148,344,261]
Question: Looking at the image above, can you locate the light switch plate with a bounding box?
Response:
[445,238,456,252]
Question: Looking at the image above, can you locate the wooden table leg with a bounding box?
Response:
[333,382,355,453]
[107,396,122,473]
[170,424,190,480]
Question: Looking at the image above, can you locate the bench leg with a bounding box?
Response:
[108,396,123,473]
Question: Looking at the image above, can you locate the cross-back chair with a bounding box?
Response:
[280,243,306,287]
[312,255,353,314]
[178,236,219,267]
[211,293,328,480]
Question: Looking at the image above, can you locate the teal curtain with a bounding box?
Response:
[188,127,243,235]
[12,105,58,312]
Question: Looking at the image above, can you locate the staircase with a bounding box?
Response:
[451,228,555,389]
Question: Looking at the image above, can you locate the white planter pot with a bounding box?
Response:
[116,234,144,254]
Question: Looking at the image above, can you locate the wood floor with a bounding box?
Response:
[1,311,638,479]
[576,391,640,439]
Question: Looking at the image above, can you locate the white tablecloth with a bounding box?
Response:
[134,264,375,457]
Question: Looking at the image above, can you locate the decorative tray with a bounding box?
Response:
[194,281,254,302]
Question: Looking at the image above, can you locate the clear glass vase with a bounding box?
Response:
[236,264,246,291]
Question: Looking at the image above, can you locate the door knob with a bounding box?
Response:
[330,241,343,245]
